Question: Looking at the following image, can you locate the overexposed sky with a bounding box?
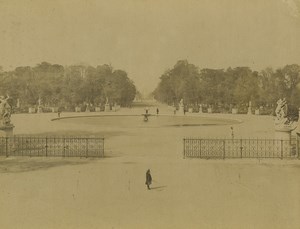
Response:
[1,0,300,93]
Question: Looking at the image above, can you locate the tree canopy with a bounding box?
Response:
[153,60,300,113]
[0,62,136,111]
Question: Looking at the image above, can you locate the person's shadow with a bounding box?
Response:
[151,185,167,191]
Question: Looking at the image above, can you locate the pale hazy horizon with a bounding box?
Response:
[1,0,300,94]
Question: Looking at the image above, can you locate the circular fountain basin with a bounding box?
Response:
[54,115,240,128]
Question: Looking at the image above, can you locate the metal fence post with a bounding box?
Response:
[223,140,226,159]
[240,139,243,158]
[102,138,105,157]
[86,138,88,158]
[199,139,202,158]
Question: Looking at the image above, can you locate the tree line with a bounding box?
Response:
[0,62,136,111]
[153,60,300,114]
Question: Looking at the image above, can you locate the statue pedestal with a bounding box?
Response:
[247,107,252,115]
[0,125,14,137]
[51,107,59,113]
[75,107,81,112]
[178,105,184,115]
[232,108,238,114]
[105,104,110,112]
[198,106,203,114]
[29,107,36,113]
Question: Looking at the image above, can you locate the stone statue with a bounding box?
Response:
[38,97,42,107]
[274,98,296,131]
[179,99,184,106]
[0,95,12,127]
[275,98,288,123]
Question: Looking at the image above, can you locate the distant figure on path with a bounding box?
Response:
[145,107,149,114]
[230,126,234,139]
[156,108,159,115]
[58,111,61,118]
[145,169,152,190]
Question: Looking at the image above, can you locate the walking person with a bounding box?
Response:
[145,169,152,190]
[156,108,159,115]
[230,126,234,139]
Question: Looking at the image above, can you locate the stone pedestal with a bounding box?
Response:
[37,107,43,113]
[232,108,238,114]
[113,104,119,112]
[178,99,184,115]
[247,107,252,115]
[75,107,81,112]
[95,107,101,112]
[198,105,203,114]
[208,108,212,113]
[51,107,59,113]
[0,125,14,137]
[255,109,260,115]
[188,108,193,113]
[105,104,110,112]
[29,107,36,113]
[178,105,184,115]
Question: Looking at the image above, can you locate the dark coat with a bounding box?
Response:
[145,171,152,185]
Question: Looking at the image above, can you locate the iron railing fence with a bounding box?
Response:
[183,138,299,159]
[0,136,104,158]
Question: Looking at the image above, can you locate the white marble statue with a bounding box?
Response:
[274,98,297,131]
[179,99,184,106]
[0,95,12,127]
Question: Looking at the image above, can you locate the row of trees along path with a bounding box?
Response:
[153,60,300,115]
[0,62,136,110]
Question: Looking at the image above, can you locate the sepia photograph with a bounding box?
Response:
[0,0,300,228]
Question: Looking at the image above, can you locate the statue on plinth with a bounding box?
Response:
[104,97,110,112]
[179,99,183,107]
[0,95,12,127]
[274,98,297,132]
[178,98,185,115]
[37,97,43,113]
[198,104,203,113]
[247,101,252,115]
